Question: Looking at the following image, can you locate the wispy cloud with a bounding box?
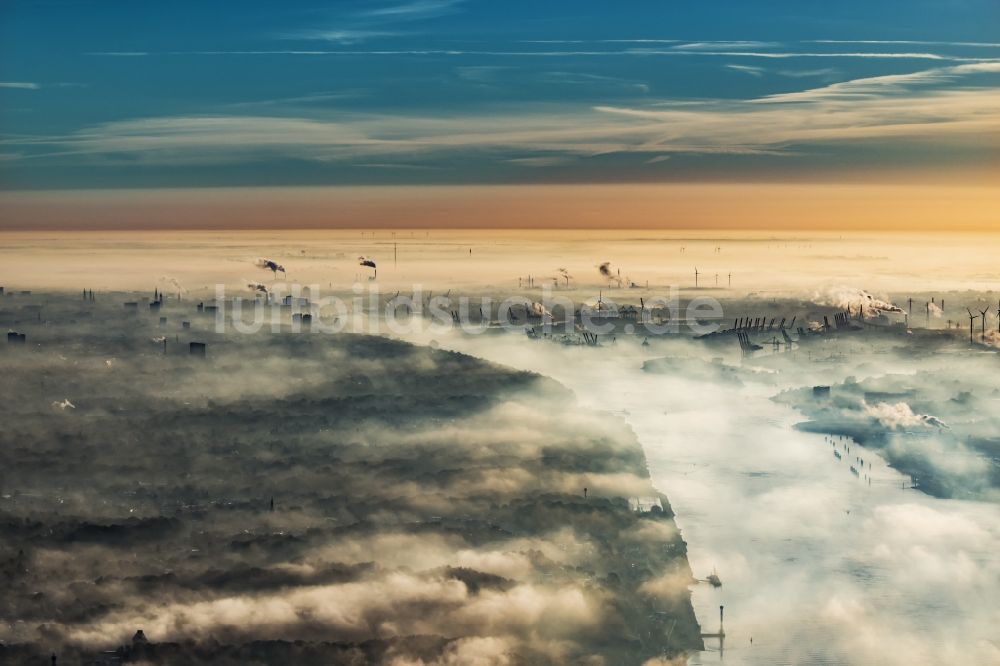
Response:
[285,29,399,45]
[810,39,1000,48]
[2,111,787,165]
[777,68,839,78]
[674,40,781,50]
[522,39,772,47]
[523,38,1000,50]
[596,85,1000,148]
[225,90,368,109]
[86,51,149,57]
[363,0,465,20]
[522,39,683,45]
[754,61,1000,103]
[726,64,766,77]
[505,156,574,167]
[277,1,460,48]
[355,162,442,169]
[538,71,650,94]
[642,49,960,60]
[84,49,987,62]
[10,61,999,171]
[0,81,85,91]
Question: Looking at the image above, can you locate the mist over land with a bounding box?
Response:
[1,289,701,665]
[1,231,999,665]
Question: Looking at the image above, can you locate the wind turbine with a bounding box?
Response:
[966,308,979,344]
[695,267,699,289]
[980,308,989,341]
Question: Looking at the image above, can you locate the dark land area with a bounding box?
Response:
[0,293,701,665]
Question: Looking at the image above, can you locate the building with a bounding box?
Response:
[629,496,664,514]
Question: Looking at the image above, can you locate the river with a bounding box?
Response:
[424,331,1000,666]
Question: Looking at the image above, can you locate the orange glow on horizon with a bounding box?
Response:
[1,183,998,232]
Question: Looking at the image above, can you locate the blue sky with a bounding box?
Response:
[1,0,998,189]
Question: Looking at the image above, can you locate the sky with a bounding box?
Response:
[0,0,998,228]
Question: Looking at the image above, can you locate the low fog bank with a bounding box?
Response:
[395,293,1000,666]
[781,365,1000,502]
[631,291,1000,503]
[0,230,997,298]
[0,293,701,665]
